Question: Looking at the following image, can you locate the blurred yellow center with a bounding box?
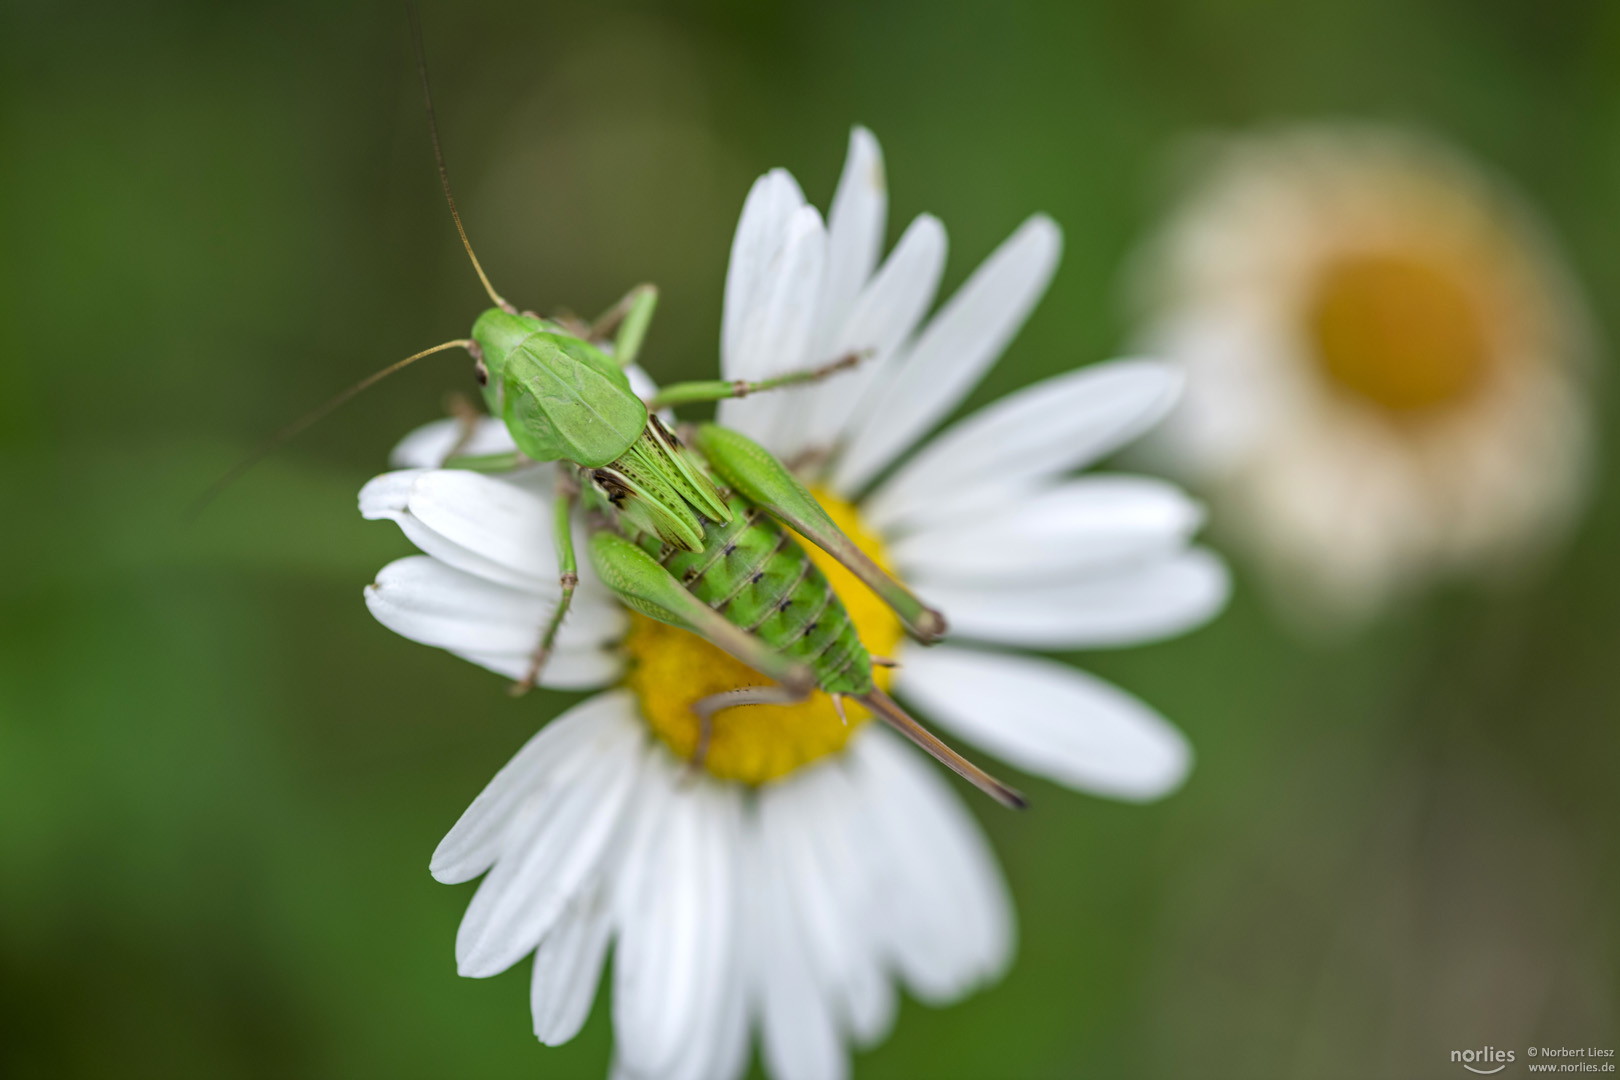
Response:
[623,488,902,784]
[1309,251,1490,413]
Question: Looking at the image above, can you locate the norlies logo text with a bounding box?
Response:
[1453,1047,1516,1074]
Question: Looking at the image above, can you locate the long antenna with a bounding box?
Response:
[186,338,475,519]
[407,1,513,313]
[190,12,502,519]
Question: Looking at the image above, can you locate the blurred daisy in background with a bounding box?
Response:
[361,129,1227,1079]
[1130,125,1595,629]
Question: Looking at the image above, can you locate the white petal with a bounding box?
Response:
[605,761,678,1079]
[702,964,752,1080]
[762,130,894,463]
[677,785,746,1080]
[864,359,1183,534]
[360,466,562,591]
[365,555,624,656]
[430,690,640,884]
[761,763,894,1050]
[362,466,625,647]
[358,468,426,518]
[659,874,751,1080]
[619,909,749,1080]
[613,757,742,1078]
[848,728,1013,1004]
[389,416,517,469]
[811,127,887,363]
[894,646,1193,800]
[386,512,538,596]
[454,711,642,977]
[752,793,849,1080]
[801,214,949,458]
[404,469,561,582]
[914,546,1229,649]
[530,875,615,1046]
[448,644,623,689]
[832,215,1062,494]
[889,475,1204,585]
[718,204,828,447]
[723,169,808,373]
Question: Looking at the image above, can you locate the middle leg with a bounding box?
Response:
[510,472,582,696]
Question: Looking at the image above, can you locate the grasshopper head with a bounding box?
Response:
[469,306,730,552]
[471,308,648,468]
[469,308,543,403]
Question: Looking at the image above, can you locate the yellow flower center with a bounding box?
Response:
[623,487,903,784]
[1309,251,1491,414]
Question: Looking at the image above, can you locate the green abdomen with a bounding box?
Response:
[634,494,873,696]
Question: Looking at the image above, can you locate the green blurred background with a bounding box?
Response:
[3,1,1618,1076]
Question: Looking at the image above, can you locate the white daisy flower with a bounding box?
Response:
[1131,124,1595,628]
[361,127,1228,1079]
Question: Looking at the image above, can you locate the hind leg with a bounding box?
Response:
[695,423,947,642]
[687,682,811,774]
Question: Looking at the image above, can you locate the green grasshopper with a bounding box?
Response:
[445,281,1023,808]
[210,23,1024,809]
